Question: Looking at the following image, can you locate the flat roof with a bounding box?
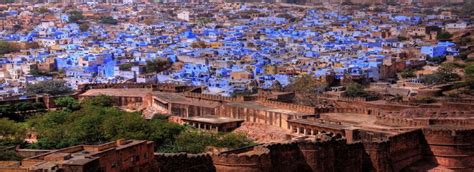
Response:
[182,115,244,124]
[81,88,153,97]
[153,92,221,108]
[288,119,347,130]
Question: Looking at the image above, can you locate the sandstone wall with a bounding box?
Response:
[154,153,215,172]
[363,129,427,172]
[422,128,474,171]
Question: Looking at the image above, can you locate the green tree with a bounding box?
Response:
[270,80,283,91]
[36,7,50,14]
[420,63,461,85]
[0,41,18,55]
[286,74,322,94]
[465,64,474,89]
[67,10,84,23]
[54,97,80,111]
[0,150,22,161]
[13,24,22,32]
[27,101,185,149]
[437,63,461,82]
[100,16,118,25]
[162,130,254,153]
[342,83,368,98]
[26,80,72,96]
[81,95,114,107]
[0,118,26,146]
[79,23,89,32]
[145,59,171,73]
[401,69,416,78]
[436,31,453,40]
[119,63,133,71]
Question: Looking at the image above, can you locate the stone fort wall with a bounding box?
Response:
[151,128,474,172]
[422,128,474,171]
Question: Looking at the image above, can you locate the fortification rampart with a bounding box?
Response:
[256,99,317,114]
[183,92,246,102]
[211,146,272,172]
[362,129,427,172]
[422,128,474,171]
[76,83,196,94]
[154,153,215,172]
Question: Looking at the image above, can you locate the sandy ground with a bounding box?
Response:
[234,122,291,143]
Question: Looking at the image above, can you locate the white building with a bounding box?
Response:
[177,11,190,22]
[445,22,468,30]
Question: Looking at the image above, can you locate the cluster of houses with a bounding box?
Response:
[0,2,470,98]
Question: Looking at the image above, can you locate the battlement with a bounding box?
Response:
[211,146,271,165]
[77,83,196,94]
[154,152,215,172]
[256,99,317,114]
[182,92,246,102]
[375,114,427,127]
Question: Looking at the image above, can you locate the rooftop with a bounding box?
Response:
[182,115,244,124]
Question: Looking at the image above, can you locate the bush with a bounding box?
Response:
[414,97,436,104]
[401,69,416,78]
[79,23,89,32]
[0,41,19,55]
[54,97,80,111]
[342,83,368,98]
[426,56,446,64]
[0,118,26,146]
[160,130,255,153]
[145,59,171,74]
[119,63,133,71]
[27,80,72,96]
[436,31,453,40]
[0,150,22,161]
[27,103,185,149]
[67,10,84,23]
[81,95,114,107]
[100,16,118,25]
[420,63,461,85]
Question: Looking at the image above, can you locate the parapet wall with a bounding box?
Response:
[211,146,272,172]
[362,129,427,172]
[422,128,474,170]
[256,99,316,114]
[386,130,427,171]
[375,114,428,127]
[154,153,215,172]
[183,92,245,102]
[77,83,195,94]
[152,127,474,172]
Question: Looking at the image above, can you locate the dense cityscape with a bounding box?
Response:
[0,0,473,171]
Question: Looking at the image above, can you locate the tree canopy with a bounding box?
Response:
[79,23,89,32]
[100,16,118,25]
[0,150,22,161]
[342,82,369,98]
[27,80,72,96]
[0,118,26,146]
[0,41,19,55]
[145,58,172,74]
[436,31,453,40]
[54,96,80,111]
[24,96,254,153]
[27,99,184,149]
[67,10,84,23]
[420,63,461,85]
[286,74,323,94]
